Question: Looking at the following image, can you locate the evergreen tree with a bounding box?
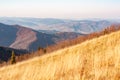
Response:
[11,51,16,64]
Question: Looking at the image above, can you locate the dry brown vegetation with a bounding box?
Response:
[0,25,120,67]
[0,26,120,80]
[46,25,119,52]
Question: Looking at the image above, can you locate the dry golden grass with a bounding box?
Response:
[0,30,120,80]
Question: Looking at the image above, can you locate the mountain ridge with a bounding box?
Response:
[0,23,81,51]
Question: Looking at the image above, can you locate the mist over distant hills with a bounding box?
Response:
[0,17,118,34]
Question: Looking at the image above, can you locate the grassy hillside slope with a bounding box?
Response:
[0,30,120,80]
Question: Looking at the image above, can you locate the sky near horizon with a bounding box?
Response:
[0,0,120,19]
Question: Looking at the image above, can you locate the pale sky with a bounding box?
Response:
[0,0,120,19]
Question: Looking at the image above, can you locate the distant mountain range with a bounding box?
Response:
[0,17,119,51]
[0,23,81,51]
[0,17,119,34]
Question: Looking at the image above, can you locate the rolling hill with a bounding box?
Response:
[0,17,116,34]
[0,23,81,51]
[0,28,120,80]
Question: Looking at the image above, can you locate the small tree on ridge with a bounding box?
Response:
[11,51,16,64]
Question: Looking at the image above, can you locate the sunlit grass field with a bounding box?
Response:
[0,30,120,80]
